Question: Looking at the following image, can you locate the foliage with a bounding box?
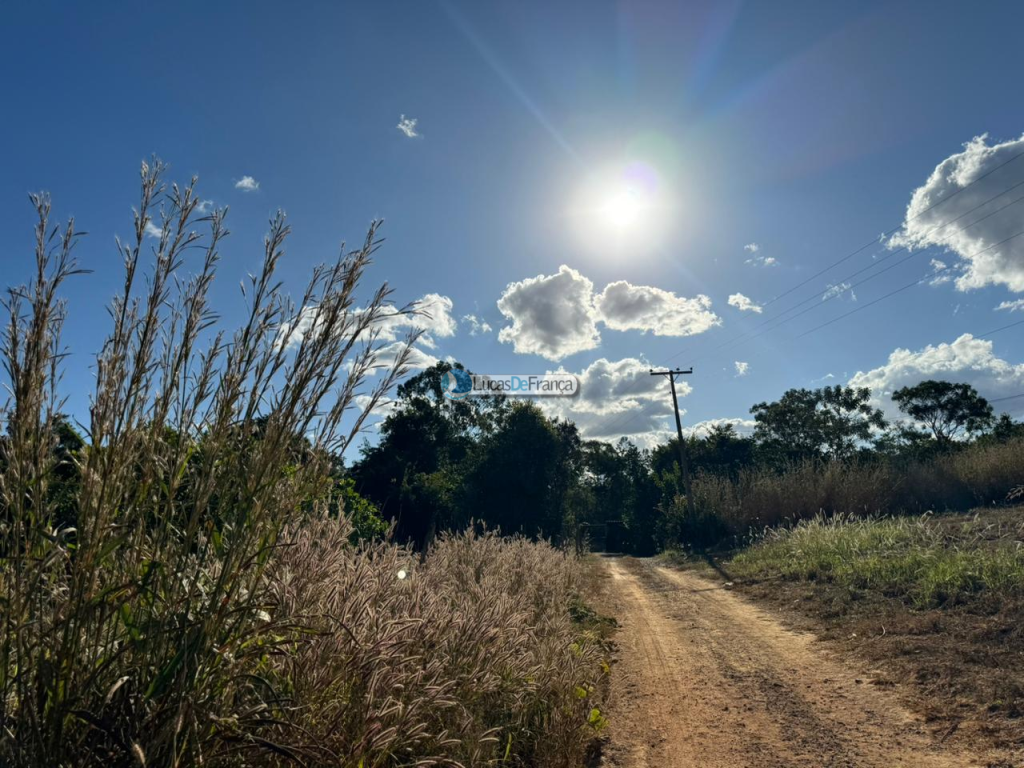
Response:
[729,513,1024,608]
[751,385,886,463]
[893,380,995,445]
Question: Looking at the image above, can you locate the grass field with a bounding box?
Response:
[665,507,1024,754]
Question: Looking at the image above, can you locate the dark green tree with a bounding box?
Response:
[892,380,994,446]
[751,385,885,463]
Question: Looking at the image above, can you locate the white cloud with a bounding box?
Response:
[596,281,720,337]
[848,333,1024,420]
[744,243,778,267]
[996,299,1024,312]
[144,221,162,239]
[373,341,439,372]
[496,267,722,360]
[276,293,455,373]
[234,176,260,192]
[353,393,398,423]
[822,282,857,302]
[889,133,1024,293]
[538,356,682,445]
[497,265,601,361]
[373,293,457,349]
[929,258,954,286]
[734,361,749,377]
[685,417,756,438]
[461,314,493,336]
[728,292,763,313]
[397,114,419,138]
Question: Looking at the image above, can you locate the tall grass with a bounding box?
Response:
[674,440,1024,546]
[0,163,606,767]
[729,514,1024,608]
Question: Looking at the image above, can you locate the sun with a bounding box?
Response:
[601,184,648,231]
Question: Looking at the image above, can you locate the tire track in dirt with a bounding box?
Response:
[599,557,1000,768]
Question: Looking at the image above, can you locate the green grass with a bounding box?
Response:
[728,513,1024,608]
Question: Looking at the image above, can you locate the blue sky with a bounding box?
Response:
[3,1,1024,448]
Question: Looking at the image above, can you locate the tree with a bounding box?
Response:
[751,385,886,463]
[892,380,994,445]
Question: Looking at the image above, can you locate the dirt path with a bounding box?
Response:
[598,557,1002,768]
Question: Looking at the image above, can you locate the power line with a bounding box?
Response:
[566,149,1024,445]
[763,145,1024,308]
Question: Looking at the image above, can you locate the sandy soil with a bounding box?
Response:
[597,557,1007,768]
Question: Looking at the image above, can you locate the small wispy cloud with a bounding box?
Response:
[929,258,953,286]
[397,114,419,138]
[728,292,763,313]
[461,313,492,336]
[822,282,856,302]
[996,298,1024,312]
[744,242,777,267]
[234,176,260,192]
[144,221,162,239]
[734,361,749,377]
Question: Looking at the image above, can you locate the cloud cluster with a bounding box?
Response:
[461,314,493,336]
[889,133,1024,293]
[728,293,763,313]
[744,242,777,267]
[734,361,749,377]
[496,266,720,361]
[996,299,1024,312]
[397,115,419,138]
[234,176,260,192]
[537,356,681,448]
[848,333,1024,419]
[684,417,756,438]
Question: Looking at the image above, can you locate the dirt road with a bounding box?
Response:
[598,557,1002,768]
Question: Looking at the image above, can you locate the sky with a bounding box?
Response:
[2,0,1024,450]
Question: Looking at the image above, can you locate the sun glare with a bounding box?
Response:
[601,185,647,231]
[573,160,674,251]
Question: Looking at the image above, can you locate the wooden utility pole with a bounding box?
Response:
[650,368,694,516]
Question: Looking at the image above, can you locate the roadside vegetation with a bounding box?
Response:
[0,163,608,768]
[668,509,1024,752]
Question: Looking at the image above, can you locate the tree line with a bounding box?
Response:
[349,362,1024,554]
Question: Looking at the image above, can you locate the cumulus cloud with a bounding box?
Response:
[889,133,1024,293]
[496,267,722,361]
[397,114,419,138]
[734,361,749,377]
[374,293,457,349]
[497,266,601,361]
[144,221,162,239]
[996,299,1024,312]
[234,176,260,192]
[848,333,1024,419]
[537,356,682,446]
[728,292,763,313]
[596,282,721,337]
[744,243,760,253]
[277,293,455,372]
[461,314,492,336]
